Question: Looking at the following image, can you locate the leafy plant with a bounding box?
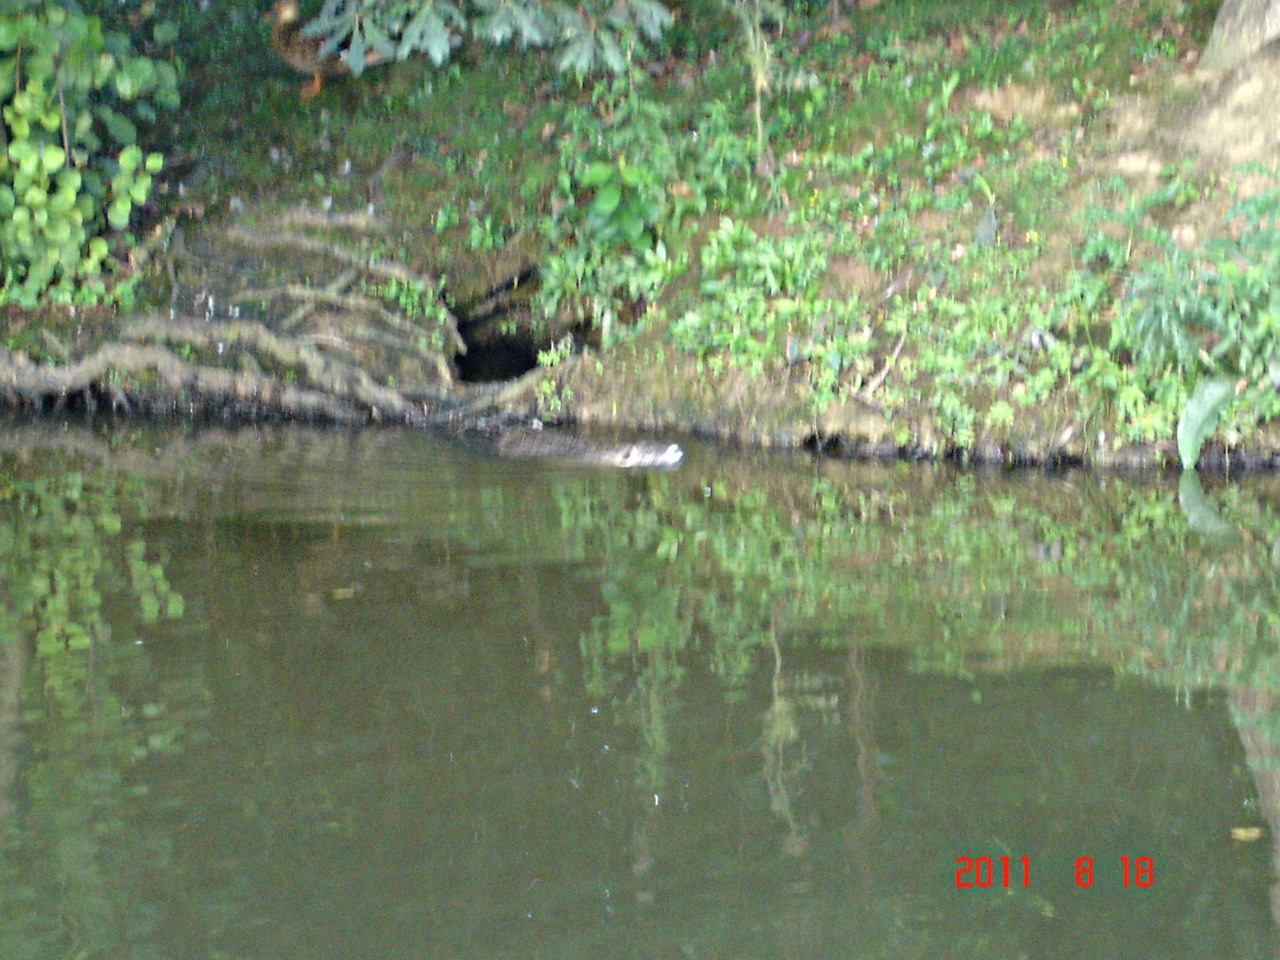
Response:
[537,77,691,342]
[535,336,575,411]
[0,3,177,306]
[538,240,678,344]
[466,211,507,250]
[669,217,830,374]
[579,158,662,253]
[364,275,455,354]
[303,0,672,77]
[1113,188,1280,467]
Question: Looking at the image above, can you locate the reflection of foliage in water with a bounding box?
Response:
[0,468,198,960]
[561,469,1280,738]
[554,468,1280,954]
[0,472,185,651]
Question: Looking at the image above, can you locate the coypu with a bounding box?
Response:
[491,426,683,468]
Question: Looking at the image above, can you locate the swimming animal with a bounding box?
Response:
[491,426,684,468]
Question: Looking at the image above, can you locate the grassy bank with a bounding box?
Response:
[15,0,1280,468]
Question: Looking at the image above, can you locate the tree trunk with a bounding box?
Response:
[1201,0,1280,71]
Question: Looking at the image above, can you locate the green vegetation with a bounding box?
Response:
[301,0,672,77]
[1115,183,1280,466]
[0,2,177,307]
[4,0,1273,468]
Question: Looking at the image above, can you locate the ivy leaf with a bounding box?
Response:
[107,195,132,230]
[581,162,616,188]
[97,105,137,147]
[118,144,142,174]
[590,181,622,218]
[1176,375,1237,470]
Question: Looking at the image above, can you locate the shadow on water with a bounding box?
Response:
[0,419,1277,960]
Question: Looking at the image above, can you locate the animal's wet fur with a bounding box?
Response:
[454,417,682,468]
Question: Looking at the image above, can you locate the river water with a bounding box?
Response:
[0,419,1276,960]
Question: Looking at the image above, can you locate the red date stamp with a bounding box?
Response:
[955,855,1154,888]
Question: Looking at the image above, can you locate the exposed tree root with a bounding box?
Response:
[0,226,556,429]
[273,208,387,232]
[0,340,368,423]
[234,266,361,332]
[220,225,466,354]
[119,317,438,421]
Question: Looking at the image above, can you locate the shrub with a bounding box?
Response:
[0,2,178,306]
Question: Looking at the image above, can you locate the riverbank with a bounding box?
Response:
[12,0,1280,471]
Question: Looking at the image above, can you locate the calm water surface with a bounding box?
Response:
[0,420,1276,960]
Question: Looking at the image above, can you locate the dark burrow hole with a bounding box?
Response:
[452,270,546,384]
[455,327,539,383]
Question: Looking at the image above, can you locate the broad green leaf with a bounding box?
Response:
[39,144,65,172]
[107,195,132,229]
[56,167,82,195]
[557,33,595,75]
[1176,375,1237,470]
[98,105,137,146]
[581,162,616,188]
[346,28,368,77]
[597,31,625,74]
[118,144,142,174]
[591,181,622,218]
[154,62,179,108]
[129,172,152,203]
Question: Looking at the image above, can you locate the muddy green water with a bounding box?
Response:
[0,421,1277,960]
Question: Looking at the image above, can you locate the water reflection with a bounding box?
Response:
[0,421,1276,959]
